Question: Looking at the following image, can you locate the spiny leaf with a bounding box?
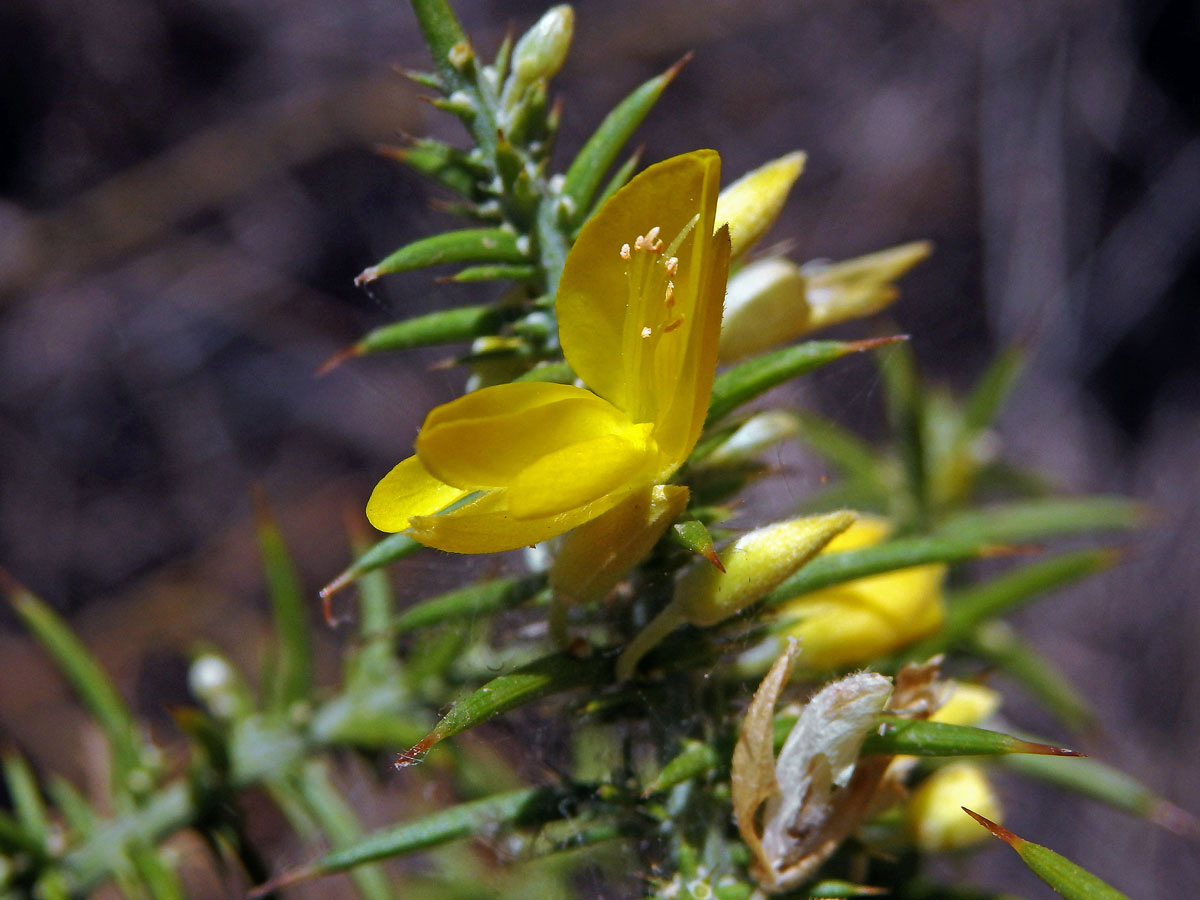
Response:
[254,492,312,715]
[319,303,517,374]
[643,739,721,795]
[400,650,613,764]
[391,573,546,635]
[356,228,527,284]
[1003,751,1200,838]
[2,751,49,844]
[561,56,688,226]
[320,532,423,600]
[585,145,644,225]
[2,570,145,782]
[707,336,907,426]
[962,809,1132,899]
[968,622,1095,732]
[962,346,1025,435]
[763,534,1016,610]
[938,497,1145,544]
[901,549,1119,666]
[444,263,539,282]
[859,718,1080,758]
[878,340,928,529]
[670,519,725,570]
[251,784,587,893]
[377,139,481,198]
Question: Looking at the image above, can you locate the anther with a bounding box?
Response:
[665,257,679,276]
[663,316,684,333]
[665,281,676,306]
[641,326,653,338]
[645,226,661,245]
[634,235,645,251]
[620,243,631,260]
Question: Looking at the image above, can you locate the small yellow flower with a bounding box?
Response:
[776,515,946,669]
[906,762,1003,852]
[367,151,730,553]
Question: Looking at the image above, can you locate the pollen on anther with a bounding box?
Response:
[645,225,661,244]
[641,326,653,338]
[665,256,679,276]
[663,316,684,333]
[634,235,646,251]
[665,281,676,305]
[620,243,631,260]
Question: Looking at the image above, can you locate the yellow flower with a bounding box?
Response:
[366,150,731,553]
[906,762,1004,852]
[776,515,946,669]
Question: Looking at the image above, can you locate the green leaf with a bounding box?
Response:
[0,806,44,857]
[901,549,1118,668]
[763,534,1002,610]
[124,842,187,900]
[357,228,528,284]
[707,337,905,427]
[962,346,1024,435]
[669,520,724,570]
[967,622,1095,732]
[391,573,546,635]
[859,718,1079,758]
[792,410,885,488]
[320,533,424,599]
[962,809,1132,899]
[937,497,1144,544]
[561,57,688,226]
[643,739,721,795]
[585,146,643,225]
[446,263,540,283]
[877,341,928,530]
[409,650,612,758]
[254,494,313,715]
[46,776,99,838]
[2,572,146,782]
[2,751,49,843]
[254,784,586,892]
[1003,751,1200,837]
[287,760,393,900]
[806,881,889,898]
[378,139,481,197]
[514,360,576,384]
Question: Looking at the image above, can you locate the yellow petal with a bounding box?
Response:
[651,223,730,467]
[557,150,722,419]
[365,455,471,532]
[550,484,689,606]
[416,382,633,490]
[906,762,1003,852]
[715,151,805,261]
[407,486,632,554]
[509,423,655,518]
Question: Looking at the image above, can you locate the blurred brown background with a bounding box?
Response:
[1,0,1198,895]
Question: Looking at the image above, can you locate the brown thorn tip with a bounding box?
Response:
[844,334,909,354]
[316,344,361,377]
[703,548,726,573]
[1149,800,1200,839]
[0,566,26,599]
[962,807,1020,846]
[319,568,354,602]
[394,735,437,769]
[663,52,694,82]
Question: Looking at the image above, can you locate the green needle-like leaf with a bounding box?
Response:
[707,337,906,426]
[962,346,1025,435]
[320,532,424,599]
[878,341,929,530]
[643,739,721,795]
[1003,752,1200,837]
[585,146,644,224]
[253,784,587,893]
[763,534,1005,610]
[901,549,1118,667]
[391,573,546,635]
[255,494,313,715]
[2,571,145,782]
[968,622,1096,732]
[938,497,1144,544]
[405,650,613,761]
[561,57,688,225]
[792,410,886,489]
[859,718,1079,758]
[357,228,527,284]
[805,881,888,898]
[2,751,49,844]
[446,263,539,282]
[962,809,1132,900]
[378,139,482,198]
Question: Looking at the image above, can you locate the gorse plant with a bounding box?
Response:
[1,2,1193,899]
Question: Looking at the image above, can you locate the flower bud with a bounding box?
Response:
[777,515,946,670]
[717,241,931,362]
[715,151,805,261]
[617,511,855,679]
[906,762,1003,852]
[705,410,799,464]
[502,5,575,110]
